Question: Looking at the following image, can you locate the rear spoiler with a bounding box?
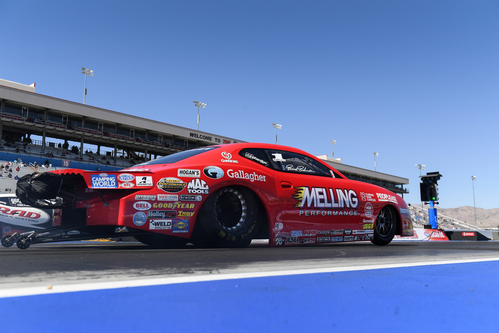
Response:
[52,169,155,190]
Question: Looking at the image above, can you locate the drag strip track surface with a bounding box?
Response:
[1,241,499,290]
[2,241,499,332]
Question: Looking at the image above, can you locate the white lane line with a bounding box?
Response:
[2,256,499,299]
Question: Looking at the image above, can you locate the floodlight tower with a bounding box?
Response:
[82,67,94,104]
[272,123,282,144]
[331,140,336,157]
[471,176,477,226]
[193,101,206,130]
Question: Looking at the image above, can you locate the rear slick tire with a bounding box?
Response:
[198,186,261,248]
[371,206,396,246]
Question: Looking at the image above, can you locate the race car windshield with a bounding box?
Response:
[135,146,219,166]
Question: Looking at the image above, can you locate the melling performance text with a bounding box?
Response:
[293,187,359,209]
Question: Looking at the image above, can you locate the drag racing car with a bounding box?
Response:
[4,143,413,249]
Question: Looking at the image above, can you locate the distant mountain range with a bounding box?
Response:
[411,204,499,229]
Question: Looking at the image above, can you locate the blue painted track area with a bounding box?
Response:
[3,260,499,333]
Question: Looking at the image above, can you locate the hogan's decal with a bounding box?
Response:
[177,169,201,178]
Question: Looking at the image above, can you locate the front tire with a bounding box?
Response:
[371,206,396,246]
[197,186,262,248]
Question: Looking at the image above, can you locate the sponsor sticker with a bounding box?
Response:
[149,219,172,230]
[376,193,398,203]
[187,179,209,194]
[90,174,117,189]
[157,177,187,193]
[158,194,178,201]
[133,212,147,226]
[360,192,376,202]
[180,195,203,201]
[177,211,194,217]
[118,173,135,182]
[152,202,195,209]
[331,236,343,242]
[227,169,266,182]
[135,195,156,201]
[148,210,177,218]
[177,169,201,178]
[0,205,51,229]
[203,166,224,179]
[291,230,303,237]
[173,220,190,233]
[118,182,134,188]
[136,176,153,187]
[364,202,373,218]
[221,151,238,163]
[275,237,285,246]
[317,236,330,243]
[303,230,318,237]
[133,201,152,211]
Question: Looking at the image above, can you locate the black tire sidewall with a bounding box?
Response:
[372,206,396,246]
[198,186,261,247]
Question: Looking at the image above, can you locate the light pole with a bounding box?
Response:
[193,101,206,130]
[471,176,477,227]
[82,67,94,104]
[416,164,426,176]
[331,140,336,158]
[374,152,378,171]
[272,123,282,144]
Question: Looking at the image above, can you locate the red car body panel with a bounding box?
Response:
[48,143,413,246]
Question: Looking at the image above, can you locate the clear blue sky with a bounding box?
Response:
[1,1,498,209]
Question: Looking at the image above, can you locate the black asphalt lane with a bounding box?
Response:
[1,240,499,291]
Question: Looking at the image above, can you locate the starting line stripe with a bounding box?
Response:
[2,256,499,299]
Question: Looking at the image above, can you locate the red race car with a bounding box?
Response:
[6,143,413,249]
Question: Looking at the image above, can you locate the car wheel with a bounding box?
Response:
[198,186,261,248]
[371,206,396,246]
[134,232,188,249]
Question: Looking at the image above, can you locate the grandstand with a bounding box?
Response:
[409,204,480,230]
[0,78,409,195]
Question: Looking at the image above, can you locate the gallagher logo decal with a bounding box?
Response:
[293,187,359,209]
[203,166,224,179]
